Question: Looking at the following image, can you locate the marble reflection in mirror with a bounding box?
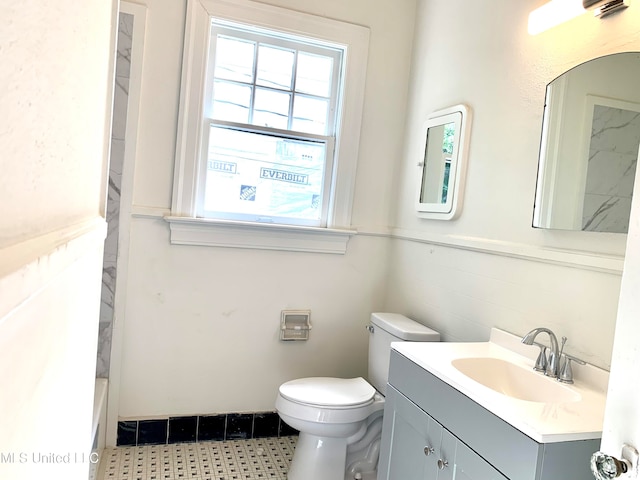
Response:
[533,52,640,233]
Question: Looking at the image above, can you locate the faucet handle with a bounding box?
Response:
[558,354,586,384]
[534,345,547,372]
[558,355,574,384]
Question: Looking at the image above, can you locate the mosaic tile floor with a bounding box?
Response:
[97,436,296,480]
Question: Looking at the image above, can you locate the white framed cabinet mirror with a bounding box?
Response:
[416,104,471,220]
[533,52,640,233]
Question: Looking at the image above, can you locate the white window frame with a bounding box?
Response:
[168,0,369,253]
[200,21,341,227]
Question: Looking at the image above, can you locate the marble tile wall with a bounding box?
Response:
[582,104,640,233]
[97,12,133,378]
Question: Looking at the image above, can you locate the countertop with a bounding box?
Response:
[391,328,609,443]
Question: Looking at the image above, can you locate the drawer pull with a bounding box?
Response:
[437,459,449,470]
[423,446,434,456]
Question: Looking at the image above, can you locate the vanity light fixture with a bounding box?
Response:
[585,0,629,17]
[528,0,630,35]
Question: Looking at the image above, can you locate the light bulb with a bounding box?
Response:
[528,0,587,35]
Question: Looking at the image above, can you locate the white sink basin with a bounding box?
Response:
[451,357,581,403]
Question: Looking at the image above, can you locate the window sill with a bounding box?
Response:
[164,216,356,254]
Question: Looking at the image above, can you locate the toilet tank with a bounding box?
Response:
[367,312,440,395]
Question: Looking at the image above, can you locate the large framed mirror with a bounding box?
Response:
[533,52,640,233]
[416,104,471,220]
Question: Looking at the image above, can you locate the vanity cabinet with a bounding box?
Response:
[381,384,506,480]
[377,351,599,480]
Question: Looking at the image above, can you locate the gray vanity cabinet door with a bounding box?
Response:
[425,409,445,477]
[379,385,510,480]
[379,386,440,479]
[452,441,508,480]
[437,429,456,480]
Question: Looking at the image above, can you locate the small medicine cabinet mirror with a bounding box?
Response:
[533,52,640,233]
[416,104,471,220]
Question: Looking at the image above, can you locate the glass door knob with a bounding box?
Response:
[591,451,629,479]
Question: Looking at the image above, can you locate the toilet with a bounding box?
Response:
[275,312,440,480]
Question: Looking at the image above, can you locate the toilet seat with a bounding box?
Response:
[279,377,376,408]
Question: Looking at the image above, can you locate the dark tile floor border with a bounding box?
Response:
[117,411,297,446]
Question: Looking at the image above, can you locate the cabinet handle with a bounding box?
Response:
[424,446,435,456]
[437,459,449,470]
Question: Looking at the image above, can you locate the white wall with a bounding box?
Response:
[0,2,115,246]
[0,0,116,478]
[387,0,640,370]
[116,0,416,417]
[0,227,106,479]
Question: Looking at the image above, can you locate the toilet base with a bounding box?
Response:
[351,472,377,480]
[345,413,383,479]
[284,413,383,480]
[286,433,348,480]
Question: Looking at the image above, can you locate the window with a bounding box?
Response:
[170,0,369,253]
[201,22,341,226]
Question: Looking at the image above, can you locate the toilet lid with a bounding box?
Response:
[279,377,376,407]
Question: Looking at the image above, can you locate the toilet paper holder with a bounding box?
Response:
[280,310,312,341]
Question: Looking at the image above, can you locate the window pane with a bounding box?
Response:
[292,95,328,135]
[204,126,326,222]
[253,88,290,129]
[296,52,333,97]
[256,45,294,90]
[212,81,251,123]
[214,36,255,83]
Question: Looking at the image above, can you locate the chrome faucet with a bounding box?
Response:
[521,327,560,378]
